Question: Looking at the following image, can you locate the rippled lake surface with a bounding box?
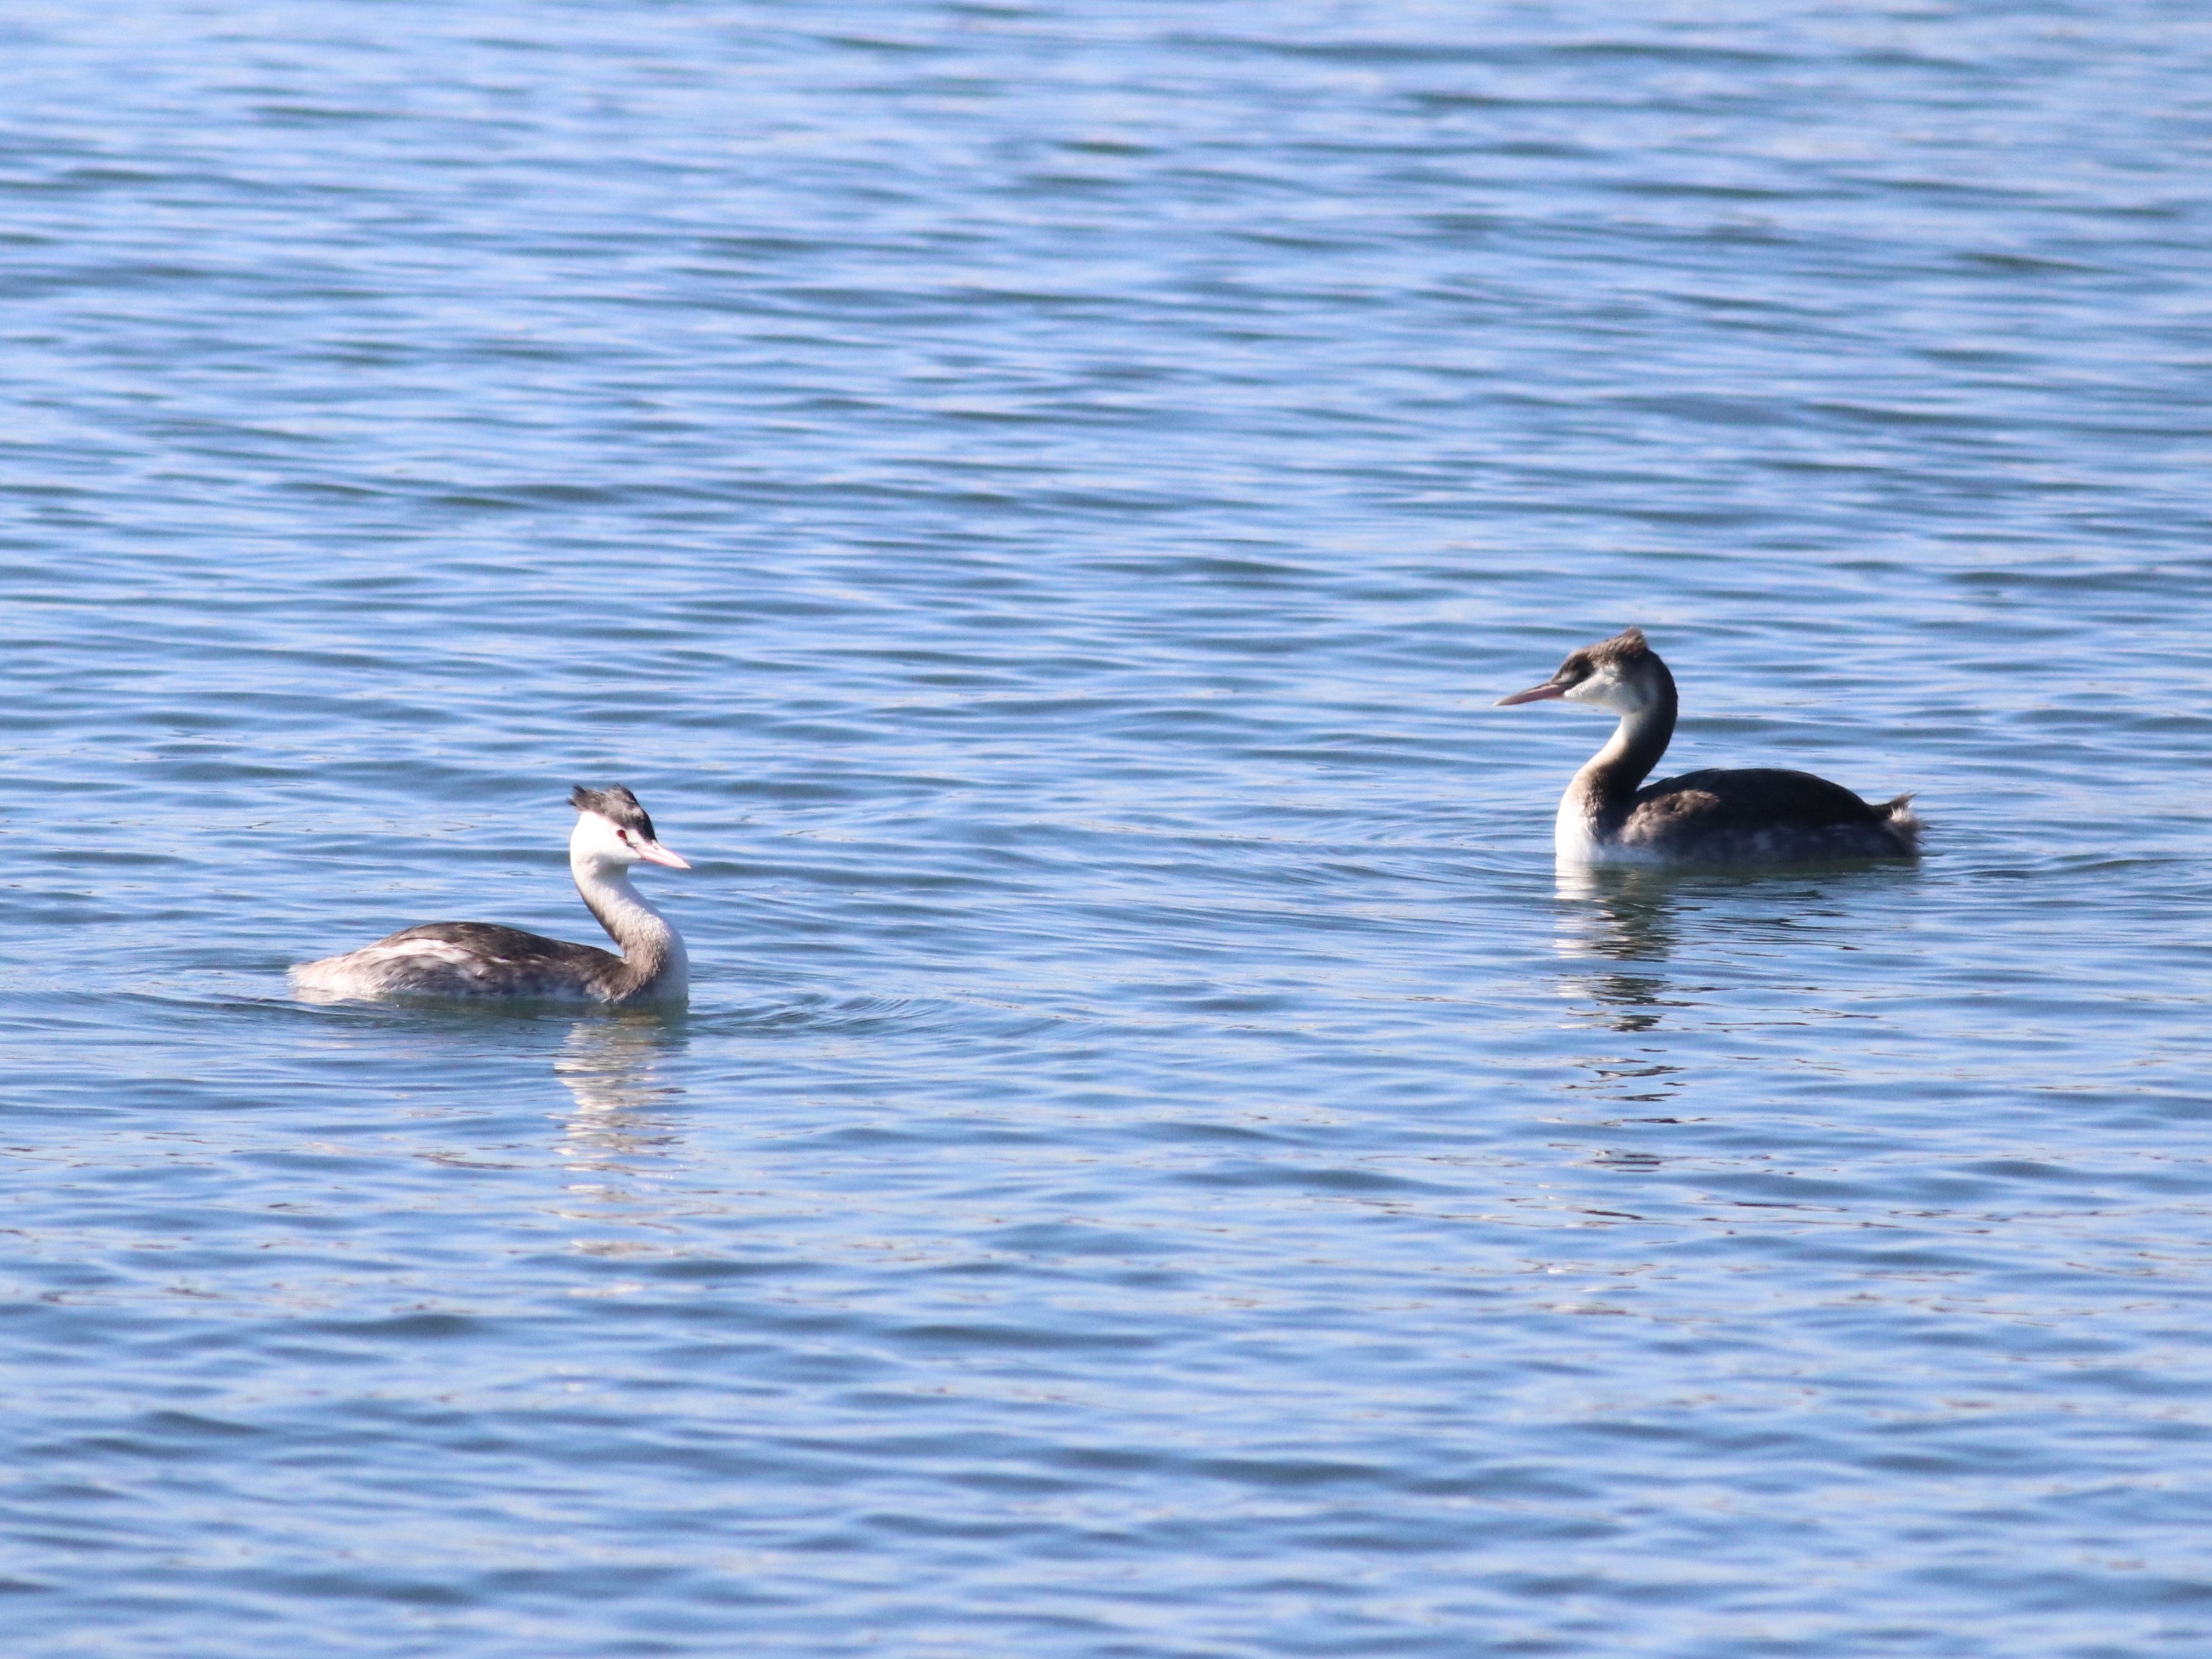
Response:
[5,3,2211,1653]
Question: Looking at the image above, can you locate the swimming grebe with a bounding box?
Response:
[291,786,692,1004]
[1497,629,1920,864]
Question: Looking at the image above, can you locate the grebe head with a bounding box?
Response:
[1497,627,1662,717]
[569,785,691,873]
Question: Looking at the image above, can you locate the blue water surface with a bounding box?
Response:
[3,2,2211,1654]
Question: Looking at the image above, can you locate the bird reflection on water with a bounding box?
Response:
[1549,861,1917,1112]
[1551,865,1691,1111]
[1553,865,1683,1031]
[551,1013,691,1186]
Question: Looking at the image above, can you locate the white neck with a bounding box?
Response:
[572,854,688,999]
[1573,712,1648,790]
[1556,698,1675,864]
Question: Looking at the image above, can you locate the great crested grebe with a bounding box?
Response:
[291,786,692,1004]
[1497,629,1920,864]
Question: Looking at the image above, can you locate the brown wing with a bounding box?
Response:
[1620,768,1905,859]
[362,923,622,994]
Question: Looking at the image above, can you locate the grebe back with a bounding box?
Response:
[291,785,692,1004]
[1497,629,1920,865]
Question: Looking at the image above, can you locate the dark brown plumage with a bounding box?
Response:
[1616,768,1918,861]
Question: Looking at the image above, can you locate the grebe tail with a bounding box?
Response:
[291,785,692,1004]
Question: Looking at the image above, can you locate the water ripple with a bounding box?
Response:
[2,1,2211,1655]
